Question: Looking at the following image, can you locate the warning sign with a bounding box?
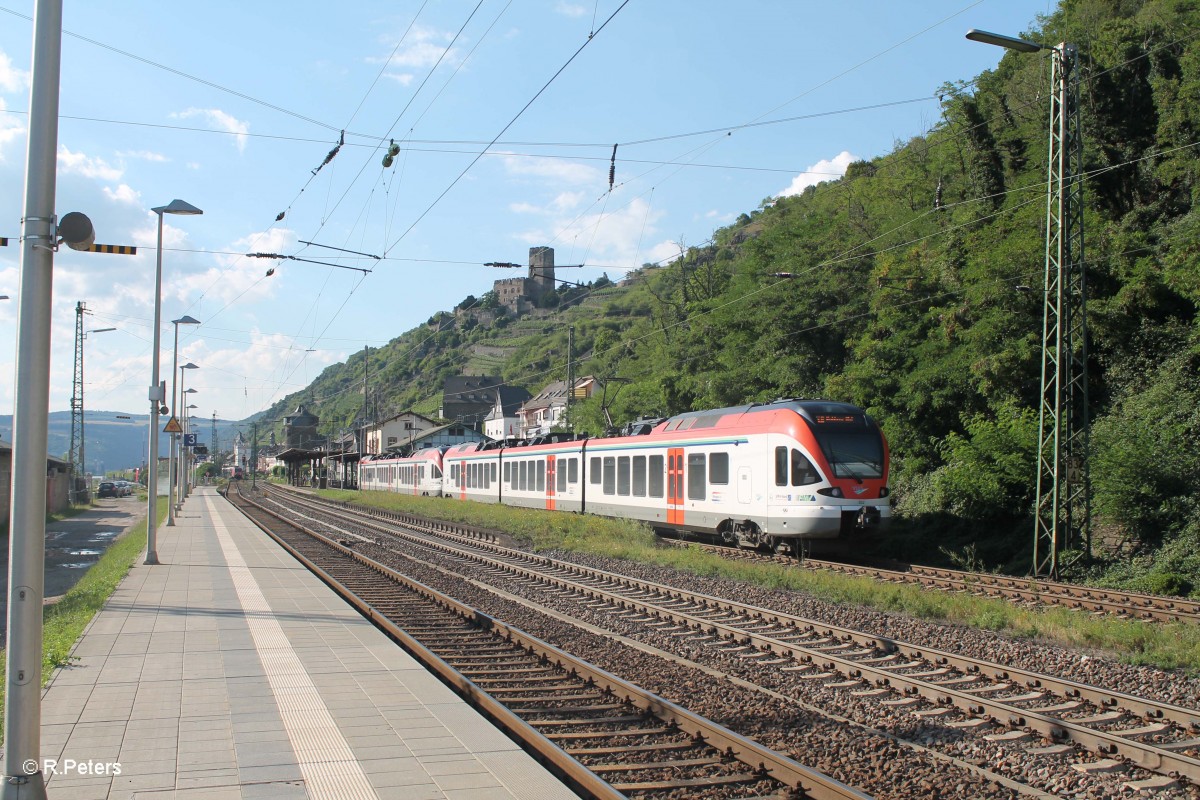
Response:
[163,416,183,434]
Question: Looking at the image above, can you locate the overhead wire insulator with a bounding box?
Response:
[275,211,286,222]
[383,139,400,169]
[608,143,617,192]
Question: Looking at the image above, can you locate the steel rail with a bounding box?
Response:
[235,486,871,800]
[262,486,1200,784]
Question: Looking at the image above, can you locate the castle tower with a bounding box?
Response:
[528,246,555,300]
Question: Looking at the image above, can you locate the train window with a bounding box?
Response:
[484,465,490,489]
[774,447,788,486]
[791,449,820,486]
[519,460,528,491]
[648,455,664,497]
[709,452,729,484]
[431,465,441,479]
[568,458,579,484]
[603,457,616,495]
[691,416,719,429]
[687,453,707,500]
[664,419,681,431]
[557,462,567,492]
[590,457,602,484]
[536,460,545,492]
[451,464,458,481]
[490,463,497,483]
[632,456,647,496]
[503,462,510,483]
[617,456,631,496]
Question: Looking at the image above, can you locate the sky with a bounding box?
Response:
[0,0,1056,431]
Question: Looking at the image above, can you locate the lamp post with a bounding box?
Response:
[146,200,202,565]
[166,316,200,525]
[967,29,1087,578]
[183,393,198,500]
[176,365,197,511]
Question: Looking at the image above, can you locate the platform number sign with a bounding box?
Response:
[183,433,197,447]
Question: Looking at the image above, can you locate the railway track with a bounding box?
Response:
[276,483,1200,624]
[227,485,867,800]
[661,538,1200,625]
[258,484,1200,794]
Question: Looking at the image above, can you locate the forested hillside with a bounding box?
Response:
[258,0,1200,595]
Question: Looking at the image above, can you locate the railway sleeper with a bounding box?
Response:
[587,755,727,773]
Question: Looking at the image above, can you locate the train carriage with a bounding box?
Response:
[438,399,889,553]
[360,447,445,496]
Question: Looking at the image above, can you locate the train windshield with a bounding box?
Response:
[812,429,885,479]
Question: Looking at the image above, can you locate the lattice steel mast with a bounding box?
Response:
[1033,42,1088,579]
[68,300,85,502]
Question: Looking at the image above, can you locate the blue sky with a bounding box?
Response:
[0,0,1054,427]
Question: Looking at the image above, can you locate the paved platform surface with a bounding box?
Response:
[34,486,578,799]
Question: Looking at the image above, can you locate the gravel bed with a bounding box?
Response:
[548,549,1200,711]
[262,495,1200,798]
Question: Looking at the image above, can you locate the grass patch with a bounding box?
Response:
[0,505,160,741]
[323,489,1200,674]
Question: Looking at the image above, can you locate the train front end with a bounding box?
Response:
[770,401,891,542]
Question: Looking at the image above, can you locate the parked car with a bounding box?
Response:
[114,480,132,496]
[97,482,117,499]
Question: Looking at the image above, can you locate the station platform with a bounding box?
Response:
[35,485,578,800]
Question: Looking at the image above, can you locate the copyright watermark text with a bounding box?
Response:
[22,759,122,777]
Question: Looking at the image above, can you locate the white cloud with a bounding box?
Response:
[370,25,460,85]
[502,154,598,186]
[0,50,29,92]
[172,108,250,153]
[117,150,168,163]
[0,98,23,161]
[554,2,588,17]
[777,150,856,198]
[514,196,664,272]
[103,184,140,204]
[58,145,123,181]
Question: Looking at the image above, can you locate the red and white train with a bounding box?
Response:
[358,399,890,553]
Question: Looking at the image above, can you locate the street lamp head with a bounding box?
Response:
[172,315,201,326]
[181,362,199,370]
[152,199,203,216]
[965,29,1044,53]
[184,388,198,394]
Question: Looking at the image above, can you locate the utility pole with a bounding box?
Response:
[360,345,370,459]
[4,2,64,795]
[1033,42,1088,579]
[565,325,575,431]
[68,301,84,503]
[251,421,258,489]
[966,30,1088,580]
[211,411,218,462]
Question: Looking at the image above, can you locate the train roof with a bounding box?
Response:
[655,399,871,433]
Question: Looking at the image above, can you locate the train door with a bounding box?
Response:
[667,447,685,525]
[737,466,752,504]
[546,456,556,511]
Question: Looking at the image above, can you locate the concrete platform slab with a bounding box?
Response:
[23,487,578,800]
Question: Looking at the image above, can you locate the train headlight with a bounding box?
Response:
[816,487,843,498]
[879,487,890,498]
